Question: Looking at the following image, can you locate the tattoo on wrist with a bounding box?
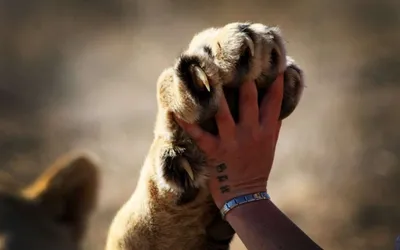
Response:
[217,175,228,182]
[216,164,230,193]
[216,163,227,173]
[219,185,230,193]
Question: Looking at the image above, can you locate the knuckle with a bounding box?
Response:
[219,112,231,122]
[260,126,274,139]
[251,129,262,142]
[221,140,238,153]
[218,114,235,130]
[242,89,256,104]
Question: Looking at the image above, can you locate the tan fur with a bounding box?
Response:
[106,22,305,250]
[0,151,100,250]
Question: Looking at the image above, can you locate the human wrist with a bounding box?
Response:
[224,197,272,222]
[212,185,267,209]
[219,191,270,220]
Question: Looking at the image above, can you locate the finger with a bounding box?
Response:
[260,73,284,128]
[273,121,282,144]
[215,92,236,140]
[239,81,259,128]
[175,116,219,155]
[271,121,282,153]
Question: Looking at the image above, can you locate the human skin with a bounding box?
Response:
[176,74,323,250]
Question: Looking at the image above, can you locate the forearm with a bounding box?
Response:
[225,199,323,250]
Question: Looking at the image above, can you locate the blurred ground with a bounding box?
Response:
[1,0,400,249]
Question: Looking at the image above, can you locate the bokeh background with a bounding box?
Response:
[1,0,399,249]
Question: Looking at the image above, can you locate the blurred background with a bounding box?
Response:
[1,0,399,249]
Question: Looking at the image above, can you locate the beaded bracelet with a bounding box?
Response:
[220,191,270,220]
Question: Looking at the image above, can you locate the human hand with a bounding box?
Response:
[175,74,284,208]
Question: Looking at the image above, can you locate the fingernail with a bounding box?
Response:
[174,114,202,138]
[187,125,202,138]
[174,115,182,124]
[174,115,187,126]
